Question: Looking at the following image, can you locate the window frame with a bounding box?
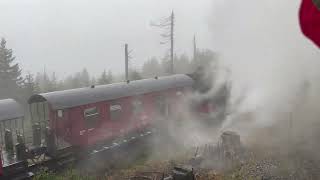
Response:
[83,107,100,129]
[176,91,183,96]
[84,107,99,117]
[57,109,64,118]
[109,103,122,121]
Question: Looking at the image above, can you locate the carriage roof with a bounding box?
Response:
[28,74,194,110]
[0,99,24,121]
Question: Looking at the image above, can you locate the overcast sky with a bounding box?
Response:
[0,0,213,78]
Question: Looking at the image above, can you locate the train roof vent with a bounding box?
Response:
[91,85,95,88]
[155,76,158,79]
[126,80,130,84]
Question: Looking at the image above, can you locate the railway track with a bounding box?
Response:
[4,130,155,180]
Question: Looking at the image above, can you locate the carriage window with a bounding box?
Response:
[132,100,143,115]
[57,110,63,118]
[84,107,99,117]
[84,107,99,128]
[110,104,122,120]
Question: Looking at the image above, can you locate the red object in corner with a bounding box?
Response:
[300,0,320,48]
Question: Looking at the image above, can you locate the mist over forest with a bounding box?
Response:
[1,0,320,152]
[0,0,218,104]
[0,36,216,103]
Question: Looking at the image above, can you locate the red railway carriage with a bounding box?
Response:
[28,74,194,152]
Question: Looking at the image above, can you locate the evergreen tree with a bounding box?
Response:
[190,49,217,71]
[174,53,190,74]
[23,73,38,96]
[49,72,58,92]
[61,70,90,89]
[35,71,62,92]
[71,72,82,88]
[160,55,172,75]
[130,69,142,80]
[34,72,42,92]
[90,77,96,86]
[0,38,23,99]
[80,68,90,87]
[98,70,110,85]
[107,70,113,83]
[142,57,162,78]
[42,71,51,92]
[62,75,74,90]
[56,80,64,91]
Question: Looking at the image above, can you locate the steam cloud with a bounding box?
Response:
[207,0,320,143]
[148,0,320,162]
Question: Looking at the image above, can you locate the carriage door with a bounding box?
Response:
[29,101,49,147]
[132,98,145,129]
[155,95,169,117]
[52,109,72,151]
[84,106,100,144]
[109,103,123,136]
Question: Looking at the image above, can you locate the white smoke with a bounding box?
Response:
[146,0,320,162]
[208,0,320,137]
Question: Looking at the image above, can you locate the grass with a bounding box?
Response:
[33,145,154,180]
[33,169,96,180]
[34,139,320,179]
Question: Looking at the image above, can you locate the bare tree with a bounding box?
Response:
[124,44,133,81]
[151,11,175,74]
[98,69,112,85]
[23,72,38,96]
[193,35,198,62]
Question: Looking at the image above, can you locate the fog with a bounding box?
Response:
[2,0,320,177]
[0,0,212,77]
[211,0,320,128]
[1,0,320,149]
[148,0,320,161]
